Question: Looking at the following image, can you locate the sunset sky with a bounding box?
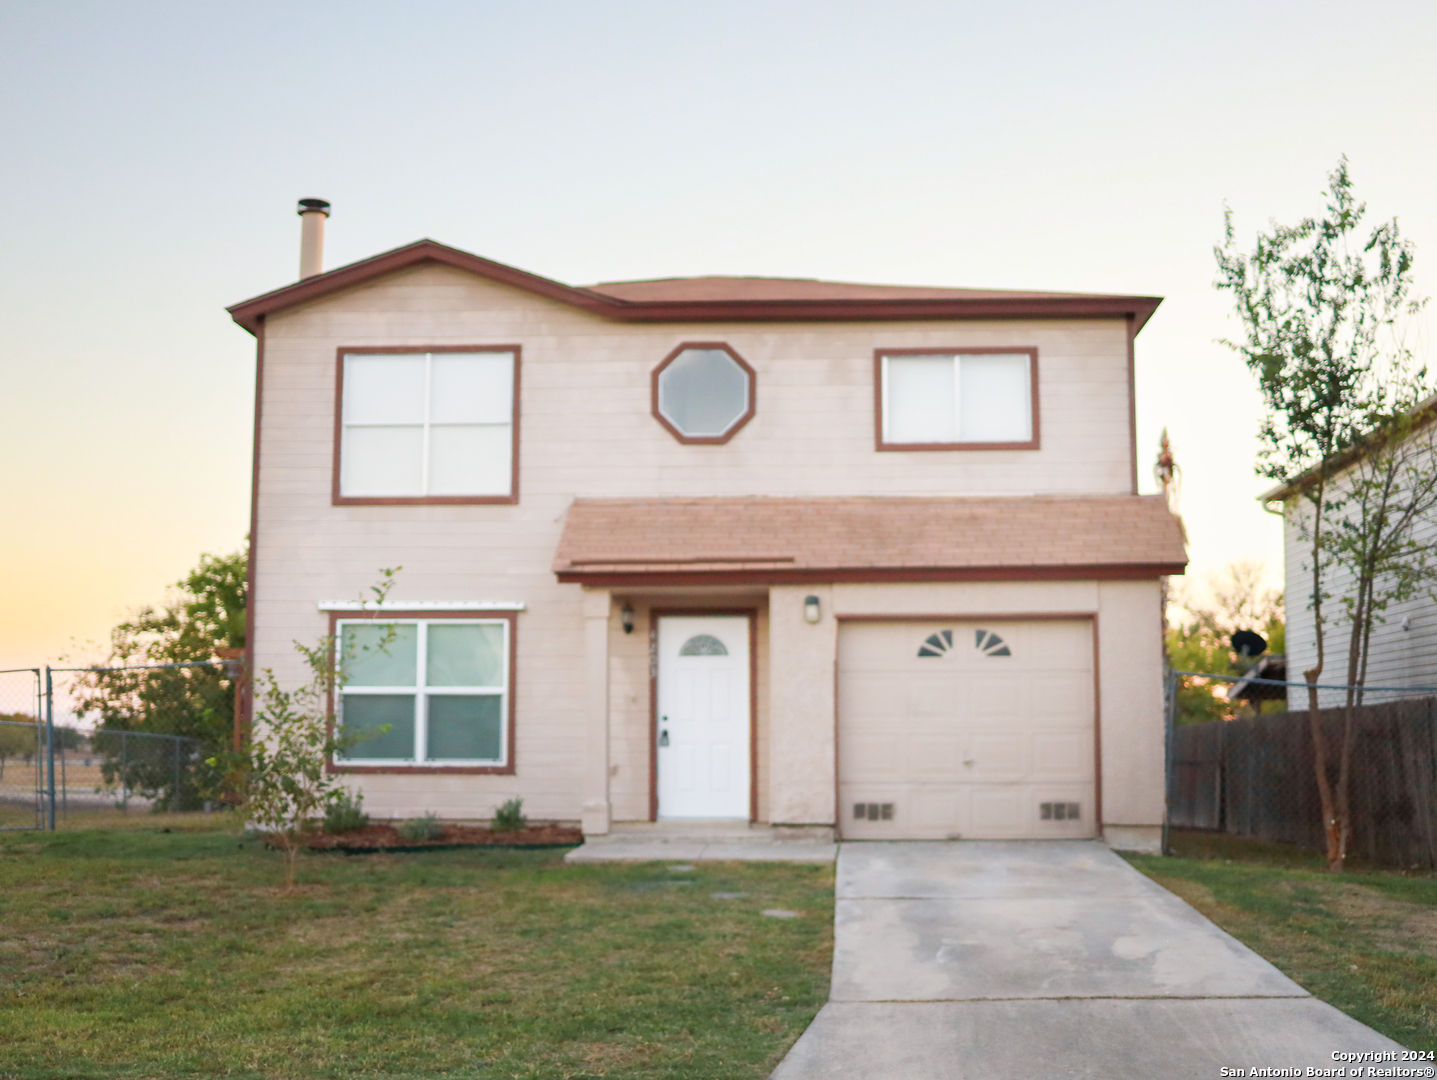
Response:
[3,1,1435,711]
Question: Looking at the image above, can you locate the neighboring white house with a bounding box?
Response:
[227,206,1186,853]
[1265,401,1437,709]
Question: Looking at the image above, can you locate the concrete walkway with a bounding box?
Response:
[772,841,1404,1078]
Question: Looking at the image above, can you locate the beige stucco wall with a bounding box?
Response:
[249,262,1147,823]
[1093,579,1168,827]
[767,585,837,825]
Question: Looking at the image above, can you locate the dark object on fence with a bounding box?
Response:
[1170,695,1437,868]
[1228,655,1288,703]
[1231,630,1267,658]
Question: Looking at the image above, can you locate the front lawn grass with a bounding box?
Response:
[0,816,834,1079]
[1127,829,1437,1051]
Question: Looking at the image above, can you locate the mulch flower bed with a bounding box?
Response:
[300,822,584,852]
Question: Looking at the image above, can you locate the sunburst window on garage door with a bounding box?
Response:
[916,628,1011,657]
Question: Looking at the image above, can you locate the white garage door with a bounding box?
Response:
[838,620,1095,840]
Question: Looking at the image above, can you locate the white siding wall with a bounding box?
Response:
[252,264,1142,822]
[1283,481,1437,710]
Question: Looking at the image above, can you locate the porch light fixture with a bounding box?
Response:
[621,603,635,634]
[804,596,821,624]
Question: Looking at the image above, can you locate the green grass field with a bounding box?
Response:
[14,814,1432,1075]
[0,814,834,1079]
[1128,830,1437,1051]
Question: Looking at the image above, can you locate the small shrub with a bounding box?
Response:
[398,812,443,842]
[324,789,369,835]
[492,797,527,833]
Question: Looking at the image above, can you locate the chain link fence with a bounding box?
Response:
[56,729,208,819]
[2,662,222,829]
[1166,669,1437,868]
[0,669,45,829]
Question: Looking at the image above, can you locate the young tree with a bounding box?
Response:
[243,640,351,890]
[70,546,247,808]
[228,569,398,889]
[1216,157,1425,870]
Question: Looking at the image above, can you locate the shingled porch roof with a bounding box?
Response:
[553,495,1188,587]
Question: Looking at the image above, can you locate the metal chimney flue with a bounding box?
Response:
[297,198,331,279]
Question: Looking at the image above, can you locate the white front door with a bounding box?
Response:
[657,615,751,820]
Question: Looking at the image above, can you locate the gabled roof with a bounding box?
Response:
[226,239,1163,335]
[553,494,1188,586]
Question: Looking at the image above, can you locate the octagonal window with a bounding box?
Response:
[653,344,754,443]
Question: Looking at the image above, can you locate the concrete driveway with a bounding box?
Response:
[771,841,1405,1079]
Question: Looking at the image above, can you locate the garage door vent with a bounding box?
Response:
[853,802,894,821]
[1040,802,1080,821]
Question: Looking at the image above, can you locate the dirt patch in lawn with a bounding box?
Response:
[1319,884,1437,959]
[298,822,583,851]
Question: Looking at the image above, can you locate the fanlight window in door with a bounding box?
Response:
[916,628,1012,658]
[679,634,728,656]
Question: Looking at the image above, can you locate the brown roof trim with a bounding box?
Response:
[227,239,614,334]
[227,238,1164,336]
[241,316,264,736]
[557,563,1187,588]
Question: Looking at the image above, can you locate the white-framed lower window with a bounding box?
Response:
[335,618,509,766]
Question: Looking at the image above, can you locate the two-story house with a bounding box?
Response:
[227,202,1186,853]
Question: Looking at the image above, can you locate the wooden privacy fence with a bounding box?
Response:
[1170,696,1437,869]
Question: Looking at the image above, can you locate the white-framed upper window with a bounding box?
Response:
[336,618,510,767]
[339,350,515,498]
[880,350,1035,447]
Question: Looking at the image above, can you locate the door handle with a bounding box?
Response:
[659,730,670,747]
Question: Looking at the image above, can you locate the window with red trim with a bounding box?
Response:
[340,351,515,497]
[336,619,510,766]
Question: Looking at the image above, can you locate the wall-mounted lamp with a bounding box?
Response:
[804,595,821,624]
[1402,615,1412,632]
[621,602,635,634]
